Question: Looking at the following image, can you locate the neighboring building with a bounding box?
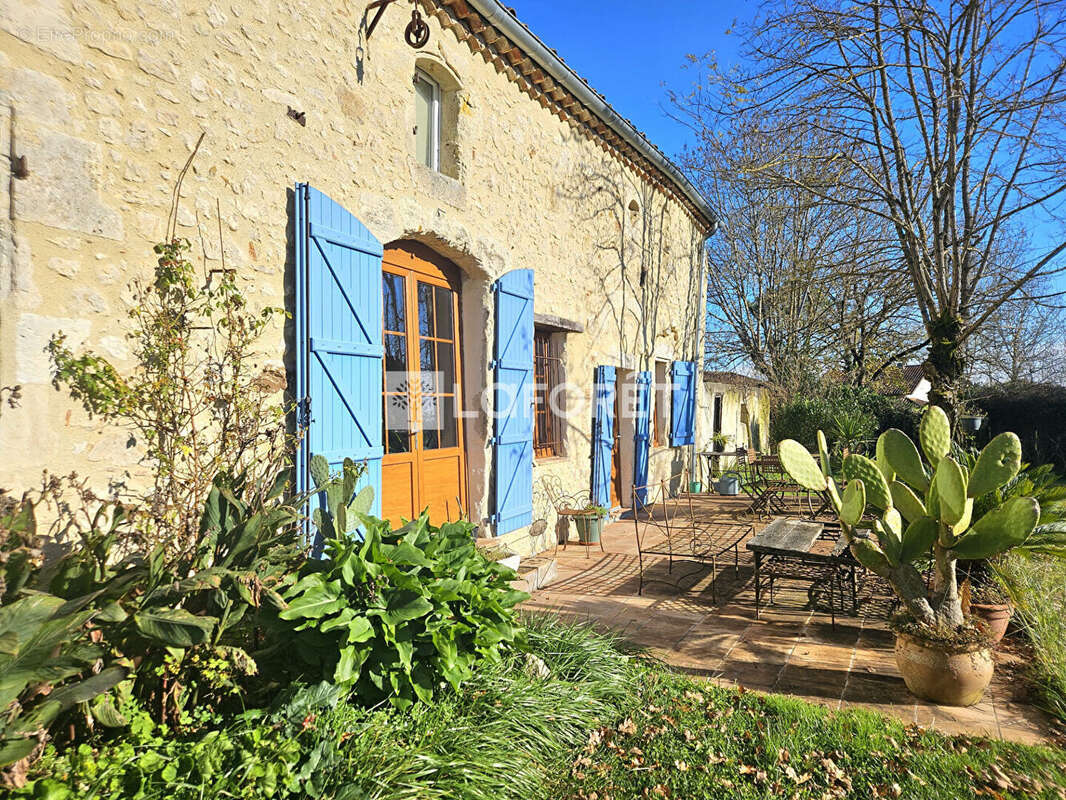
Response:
[900,364,931,404]
[699,372,772,454]
[0,0,716,551]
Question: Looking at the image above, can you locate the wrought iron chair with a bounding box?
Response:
[540,474,605,557]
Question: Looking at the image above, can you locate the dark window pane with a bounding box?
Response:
[436,341,455,393]
[434,285,454,341]
[384,393,411,453]
[421,394,440,450]
[418,282,434,337]
[383,273,406,332]
[420,338,436,394]
[387,429,410,453]
[439,395,458,449]
[385,333,408,375]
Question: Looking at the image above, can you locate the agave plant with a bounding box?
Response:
[778,406,1066,631]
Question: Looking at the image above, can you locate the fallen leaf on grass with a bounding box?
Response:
[618,718,637,735]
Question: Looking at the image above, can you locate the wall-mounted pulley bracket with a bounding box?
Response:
[365,0,430,49]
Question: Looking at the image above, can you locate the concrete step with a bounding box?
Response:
[511,557,557,594]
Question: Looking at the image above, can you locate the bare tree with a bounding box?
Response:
[691,0,1066,421]
[967,293,1066,384]
[674,104,922,395]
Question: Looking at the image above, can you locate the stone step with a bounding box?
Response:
[511,557,557,594]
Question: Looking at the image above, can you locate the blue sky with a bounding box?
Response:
[509,1,1065,301]
[509,1,754,161]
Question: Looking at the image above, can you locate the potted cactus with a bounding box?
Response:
[777,406,1062,706]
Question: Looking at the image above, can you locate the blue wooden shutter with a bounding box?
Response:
[670,360,696,447]
[591,365,616,508]
[491,269,534,535]
[294,184,383,536]
[633,370,652,504]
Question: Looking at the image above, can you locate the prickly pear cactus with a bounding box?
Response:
[951,497,1039,560]
[918,405,951,467]
[932,457,968,526]
[309,454,374,539]
[968,432,1022,499]
[880,428,929,491]
[842,454,893,510]
[776,405,1046,632]
[778,440,827,491]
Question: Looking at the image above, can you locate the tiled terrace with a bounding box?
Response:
[522,493,1061,746]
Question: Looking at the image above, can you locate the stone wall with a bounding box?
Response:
[0,0,710,548]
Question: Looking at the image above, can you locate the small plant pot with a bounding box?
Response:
[895,631,994,707]
[970,602,1013,645]
[574,514,604,545]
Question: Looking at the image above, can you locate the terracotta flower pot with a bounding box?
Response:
[970,602,1014,645]
[895,631,994,707]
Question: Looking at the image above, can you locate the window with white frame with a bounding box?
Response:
[414,69,441,171]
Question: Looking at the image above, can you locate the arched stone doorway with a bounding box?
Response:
[380,241,467,525]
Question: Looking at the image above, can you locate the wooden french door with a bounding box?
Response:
[381,243,466,526]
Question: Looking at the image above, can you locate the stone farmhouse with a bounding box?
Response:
[0,0,719,550]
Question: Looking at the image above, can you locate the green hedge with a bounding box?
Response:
[771,384,918,449]
[971,382,1066,475]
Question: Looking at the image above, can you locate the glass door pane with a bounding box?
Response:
[418,280,458,451]
[382,272,412,454]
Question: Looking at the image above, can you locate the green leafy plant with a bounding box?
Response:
[0,593,127,770]
[24,470,309,732]
[281,514,528,709]
[830,408,876,454]
[47,239,291,560]
[778,406,1066,632]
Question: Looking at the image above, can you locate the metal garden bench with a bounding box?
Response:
[631,476,753,602]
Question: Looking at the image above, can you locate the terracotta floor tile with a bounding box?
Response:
[842,674,913,705]
[789,642,856,670]
[675,632,743,664]
[524,505,1055,744]
[775,664,849,701]
[717,660,784,692]
[726,636,796,665]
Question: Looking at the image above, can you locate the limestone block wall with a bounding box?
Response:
[0,0,710,543]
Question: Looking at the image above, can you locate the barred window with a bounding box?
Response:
[533,328,564,458]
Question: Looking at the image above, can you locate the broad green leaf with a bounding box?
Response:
[133,608,216,648]
[379,591,433,626]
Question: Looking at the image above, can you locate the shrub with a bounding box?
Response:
[15,617,643,800]
[971,382,1066,476]
[47,238,291,560]
[281,513,528,709]
[771,383,917,449]
[997,554,1066,722]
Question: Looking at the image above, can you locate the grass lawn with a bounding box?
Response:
[555,666,1066,799]
[534,616,1066,800]
[21,615,1066,799]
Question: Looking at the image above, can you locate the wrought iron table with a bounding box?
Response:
[746,518,858,626]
